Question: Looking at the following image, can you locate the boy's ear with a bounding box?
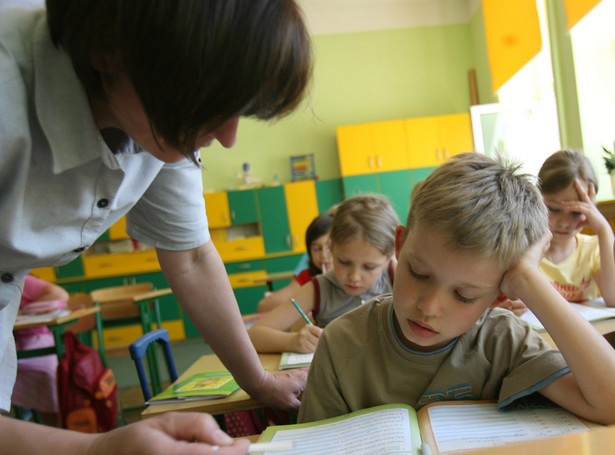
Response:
[394,225,406,259]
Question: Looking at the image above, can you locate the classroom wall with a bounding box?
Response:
[200,23,475,192]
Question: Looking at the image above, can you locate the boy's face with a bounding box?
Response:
[392,223,503,352]
[95,71,239,162]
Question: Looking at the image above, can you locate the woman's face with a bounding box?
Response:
[310,234,332,273]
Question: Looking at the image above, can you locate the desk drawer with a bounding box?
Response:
[214,237,265,262]
[83,250,160,278]
[228,270,268,289]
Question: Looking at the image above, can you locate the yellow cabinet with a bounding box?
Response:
[204,191,231,228]
[284,180,319,253]
[108,216,129,240]
[337,120,409,176]
[82,249,160,278]
[405,113,474,168]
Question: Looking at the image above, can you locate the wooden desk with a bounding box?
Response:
[539,317,615,348]
[14,306,102,360]
[141,353,282,419]
[253,272,294,292]
[464,424,614,455]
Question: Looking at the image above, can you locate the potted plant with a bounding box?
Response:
[603,143,615,196]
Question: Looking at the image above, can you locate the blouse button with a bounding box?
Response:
[97,199,109,208]
[1,273,14,283]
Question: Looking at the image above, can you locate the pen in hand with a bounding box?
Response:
[291,298,313,325]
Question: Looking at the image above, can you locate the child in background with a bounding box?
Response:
[538,150,615,306]
[299,153,615,426]
[12,275,69,426]
[257,214,333,313]
[249,195,398,353]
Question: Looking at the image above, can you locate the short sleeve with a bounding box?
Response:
[126,157,210,250]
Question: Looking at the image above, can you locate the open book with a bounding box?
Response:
[278,352,314,370]
[520,300,615,331]
[254,401,592,454]
[147,371,239,405]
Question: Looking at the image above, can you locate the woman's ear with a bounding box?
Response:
[91,52,123,73]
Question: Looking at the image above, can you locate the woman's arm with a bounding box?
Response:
[249,282,321,353]
[156,242,306,410]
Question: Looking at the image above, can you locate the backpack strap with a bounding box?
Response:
[311,277,321,319]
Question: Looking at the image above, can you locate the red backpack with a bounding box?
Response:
[57,332,119,432]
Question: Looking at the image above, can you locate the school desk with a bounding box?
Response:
[140,352,282,418]
[14,306,102,360]
[540,318,615,349]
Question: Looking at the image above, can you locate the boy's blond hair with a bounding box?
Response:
[330,195,399,256]
[406,153,548,270]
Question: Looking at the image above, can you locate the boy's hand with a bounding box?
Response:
[293,324,322,353]
[563,179,610,236]
[499,231,551,301]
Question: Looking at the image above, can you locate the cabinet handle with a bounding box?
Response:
[223,212,228,223]
[436,149,441,162]
[286,235,291,248]
[293,234,299,246]
[231,210,236,221]
[368,156,374,169]
[376,155,382,168]
[443,148,449,159]
[235,245,250,251]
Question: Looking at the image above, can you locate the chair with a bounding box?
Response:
[128,329,177,402]
[91,282,172,394]
[65,294,107,366]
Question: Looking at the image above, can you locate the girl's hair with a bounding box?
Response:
[538,150,599,194]
[329,195,399,256]
[305,214,333,276]
[46,0,312,161]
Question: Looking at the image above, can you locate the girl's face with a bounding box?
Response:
[309,234,332,273]
[543,179,592,243]
[331,237,391,297]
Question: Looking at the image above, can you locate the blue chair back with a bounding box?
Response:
[129,328,178,402]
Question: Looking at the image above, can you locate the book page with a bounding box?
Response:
[260,406,420,455]
[278,352,314,369]
[520,302,615,330]
[424,403,588,453]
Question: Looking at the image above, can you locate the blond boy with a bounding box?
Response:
[299,153,615,425]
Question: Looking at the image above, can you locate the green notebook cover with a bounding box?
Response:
[148,371,239,405]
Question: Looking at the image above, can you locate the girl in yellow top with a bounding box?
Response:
[538,150,615,306]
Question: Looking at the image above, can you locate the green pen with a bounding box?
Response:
[291,298,313,325]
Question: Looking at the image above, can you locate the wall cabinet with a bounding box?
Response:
[405,113,474,168]
[204,191,231,228]
[337,120,409,176]
[257,181,319,255]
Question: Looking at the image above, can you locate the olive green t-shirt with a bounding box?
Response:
[298,295,569,423]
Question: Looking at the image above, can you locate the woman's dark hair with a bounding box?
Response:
[46,0,312,160]
[538,149,598,194]
[306,214,333,276]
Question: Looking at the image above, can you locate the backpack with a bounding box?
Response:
[57,331,119,432]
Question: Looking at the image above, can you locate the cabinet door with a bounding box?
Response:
[336,123,374,176]
[227,189,259,225]
[257,186,291,254]
[204,191,230,228]
[284,181,318,253]
[371,120,409,172]
[109,216,129,240]
[405,116,441,168]
[342,174,379,199]
[315,178,344,214]
[377,170,412,223]
[437,113,474,158]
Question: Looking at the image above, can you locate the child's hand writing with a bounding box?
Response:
[293,324,322,353]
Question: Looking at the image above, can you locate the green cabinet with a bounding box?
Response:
[316,178,344,214]
[228,189,259,225]
[257,186,291,254]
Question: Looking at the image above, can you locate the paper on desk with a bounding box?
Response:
[15,309,72,325]
[520,301,615,331]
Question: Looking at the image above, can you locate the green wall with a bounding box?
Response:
[200,23,475,192]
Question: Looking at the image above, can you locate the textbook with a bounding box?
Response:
[147,371,239,405]
[278,352,314,370]
[520,301,615,331]
[254,401,592,454]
